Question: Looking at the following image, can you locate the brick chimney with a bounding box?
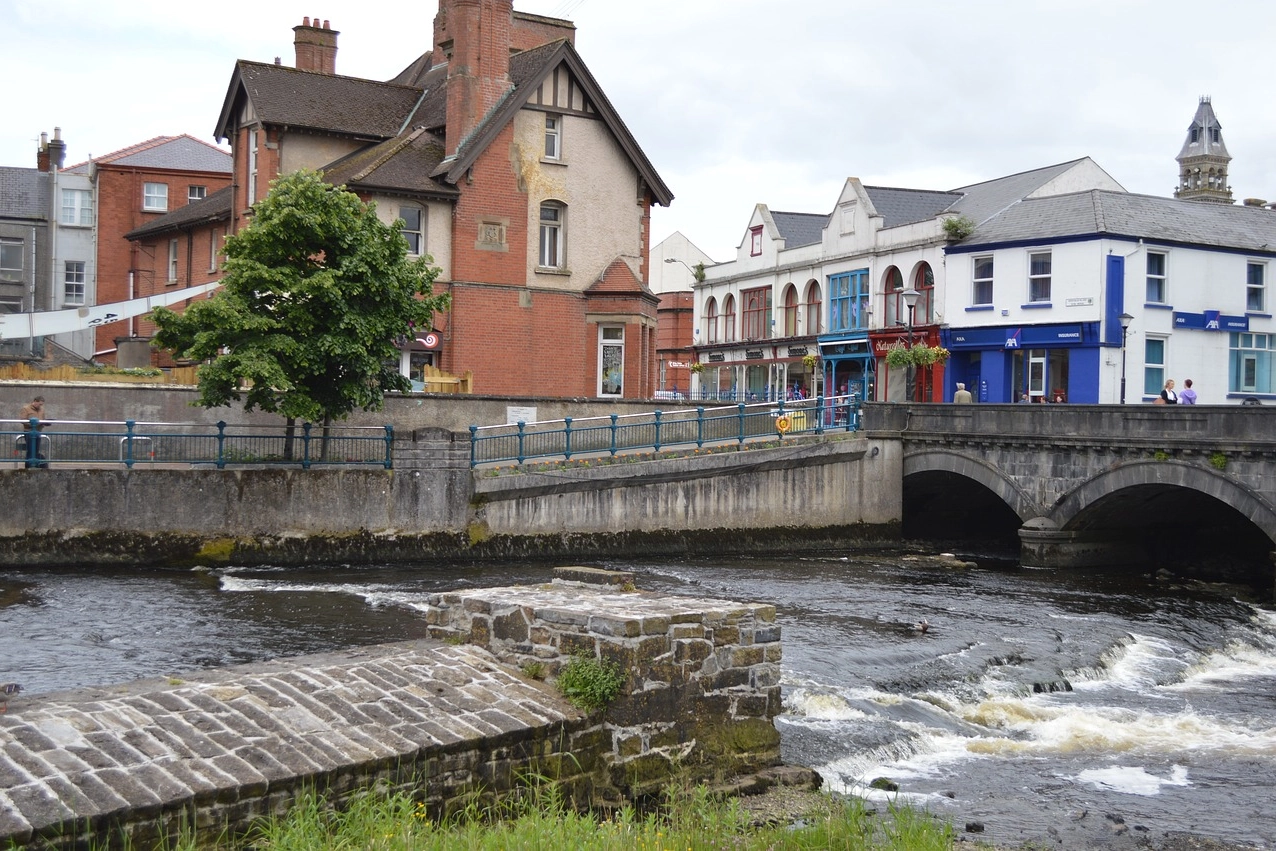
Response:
[437,0,514,157]
[36,127,67,172]
[294,16,339,74]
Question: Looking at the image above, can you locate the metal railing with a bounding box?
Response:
[469,395,861,468]
[3,419,394,469]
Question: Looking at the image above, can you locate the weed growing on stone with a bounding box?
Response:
[520,660,547,681]
[1209,451,1228,471]
[555,652,624,712]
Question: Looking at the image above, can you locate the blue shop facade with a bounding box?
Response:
[941,321,1103,403]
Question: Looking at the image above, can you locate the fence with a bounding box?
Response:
[469,395,861,467]
[4,419,394,469]
[0,364,201,384]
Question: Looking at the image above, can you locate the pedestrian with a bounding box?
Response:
[1018,392,1031,403]
[1160,379,1178,404]
[17,395,47,468]
[953,382,973,404]
[1179,379,1197,405]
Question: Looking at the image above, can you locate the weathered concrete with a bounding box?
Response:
[0,571,784,849]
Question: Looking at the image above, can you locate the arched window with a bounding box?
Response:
[705,297,719,344]
[804,282,821,334]
[722,294,737,342]
[913,263,934,324]
[783,285,799,336]
[883,267,903,327]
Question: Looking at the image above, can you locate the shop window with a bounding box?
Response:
[1230,333,1273,394]
[598,325,624,396]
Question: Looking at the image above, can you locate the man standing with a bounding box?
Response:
[17,396,47,468]
[953,383,973,404]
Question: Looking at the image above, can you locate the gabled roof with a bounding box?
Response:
[435,39,673,207]
[959,189,1276,253]
[125,186,233,241]
[320,127,458,200]
[214,62,427,142]
[0,167,48,218]
[769,211,828,248]
[948,159,1094,225]
[64,135,230,174]
[862,187,962,228]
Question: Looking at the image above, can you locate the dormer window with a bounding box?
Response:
[750,226,763,257]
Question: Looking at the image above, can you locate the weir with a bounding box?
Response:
[0,568,789,849]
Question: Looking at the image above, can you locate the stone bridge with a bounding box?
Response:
[863,403,1276,581]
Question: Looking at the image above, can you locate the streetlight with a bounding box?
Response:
[902,287,920,402]
[1118,312,1134,404]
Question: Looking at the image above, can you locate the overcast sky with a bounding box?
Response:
[5,0,1275,261]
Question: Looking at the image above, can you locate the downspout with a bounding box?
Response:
[29,226,37,355]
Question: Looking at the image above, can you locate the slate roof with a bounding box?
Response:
[125,186,233,240]
[321,128,458,199]
[1178,98,1230,161]
[0,167,48,219]
[948,159,1092,225]
[770,211,828,248]
[64,135,230,174]
[963,189,1276,252]
[862,186,962,228]
[214,62,427,142]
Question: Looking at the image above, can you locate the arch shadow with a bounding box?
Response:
[903,449,1036,522]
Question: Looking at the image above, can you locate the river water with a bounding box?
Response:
[2,552,1273,850]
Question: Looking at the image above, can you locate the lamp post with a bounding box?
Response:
[1118,312,1134,404]
[902,287,920,402]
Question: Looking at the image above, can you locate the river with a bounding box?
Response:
[2,551,1273,850]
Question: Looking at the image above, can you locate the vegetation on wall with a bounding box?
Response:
[942,215,976,241]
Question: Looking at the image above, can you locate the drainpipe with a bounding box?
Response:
[29,226,37,356]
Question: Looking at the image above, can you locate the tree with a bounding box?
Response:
[151,169,448,427]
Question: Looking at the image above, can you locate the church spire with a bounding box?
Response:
[1175,96,1233,204]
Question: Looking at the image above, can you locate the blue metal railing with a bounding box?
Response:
[469,395,861,468]
[3,419,394,469]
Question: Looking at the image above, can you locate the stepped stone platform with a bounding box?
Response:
[0,569,784,849]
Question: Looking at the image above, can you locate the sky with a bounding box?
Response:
[5,0,1276,262]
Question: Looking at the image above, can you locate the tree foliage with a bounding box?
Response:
[151,169,447,423]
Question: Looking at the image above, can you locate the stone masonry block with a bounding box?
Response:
[640,615,671,635]
[588,615,640,638]
[670,623,705,639]
[729,646,766,668]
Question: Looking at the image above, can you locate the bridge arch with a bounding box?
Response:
[903,448,1036,522]
[1050,460,1276,544]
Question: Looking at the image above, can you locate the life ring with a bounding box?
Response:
[775,415,791,434]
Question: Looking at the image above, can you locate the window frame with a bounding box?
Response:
[973,255,994,306]
[741,286,772,341]
[247,129,259,205]
[1028,251,1051,303]
[63,260,86,306]
[544,114,561,160]
[538,202,565,269]
[1146,252,1167,304]
[1230,332,1273,394]
[1143,336,1167,397]
[783,285,799,337]
[400,206,425,256]
[828,269,869,333]
[749,226,763,257]
[1247,261,1266,312]
[913,263,934,323]
[704,297,719,344]
[188,185,207,203]
[598,325,624,397]
[167,238,179,283]
[883,267,904,327]
[143,182,168,212]
[0,237,23,283]
[804,282,822,334]
[722,294,737,343]
[60,189,93,226]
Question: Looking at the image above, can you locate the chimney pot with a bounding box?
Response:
[303,16,310,26]
[323,19,330,29]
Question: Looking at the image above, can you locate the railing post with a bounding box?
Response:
[469,425,478,468]
[23,417,42,469]
[609,414,618,457]
[564,417,573,460]
[302,422,312,469]
[654,410,663,452]
[124,420,136,469]
[815,396,826,435]
[516,421,527,465]
[383,425,394,469]
[216,421,227,469]
[696,407,705,448]
[737,403,747,445]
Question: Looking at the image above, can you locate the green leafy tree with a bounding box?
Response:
[151,169,447,428]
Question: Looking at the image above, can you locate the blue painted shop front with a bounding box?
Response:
[941,322,1102,403]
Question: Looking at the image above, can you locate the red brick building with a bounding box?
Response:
[137,2,672,398]
[63,137,231,363]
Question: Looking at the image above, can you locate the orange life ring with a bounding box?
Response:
[775,415,791,434]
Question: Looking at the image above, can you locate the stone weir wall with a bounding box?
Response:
[0,569,788,849]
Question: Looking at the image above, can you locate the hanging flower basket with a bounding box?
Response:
[689,361,704,374]
[884,343,950,368]
[802,352,818,369]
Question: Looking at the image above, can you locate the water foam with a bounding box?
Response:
[1075,764,1191,795]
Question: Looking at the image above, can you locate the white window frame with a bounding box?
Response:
[143,182,168,212]
[188,185,207,202]
[1144,336,1167,398]
[400,206,425,256]
[63,261,86,305]
[247,129,259,205]
[538,202,564,269]
[60,189,93,226]
[167,239,179,283]
[973,255,994,305]
[544,114,561,160]
[0,237,22,283]
[1146,252,1167,303]
[1247,261,1265,312]
[1028,251,1051,303]
[598,325,624,397]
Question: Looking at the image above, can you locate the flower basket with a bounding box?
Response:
[689,362,704,375]
[884,343,950,368]
[802,353,817,369]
